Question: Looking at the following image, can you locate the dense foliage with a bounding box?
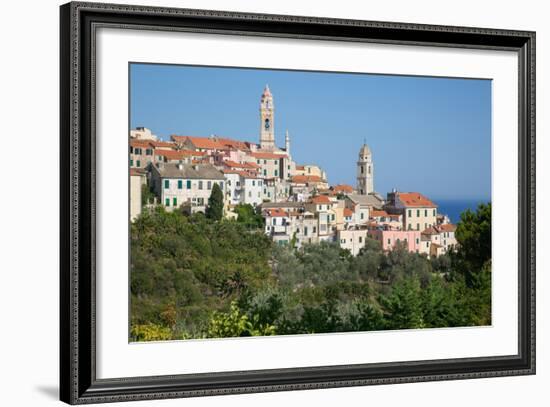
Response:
[130,203,491,341]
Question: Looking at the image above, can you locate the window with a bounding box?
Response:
[186,180,191,189]
[130,159,133,166]
[408,209,412,217]
[274,170,278,177]
[263,169,267,176]
[130,146,134,154]
[304,227,308,236]
[416,238,420,244]
[387,238,391,245]
[272,218,276,225]
[165,198,170,206]
[287,165,290,170]
[136,160,141,168]
[264,160,267,164]
[313,226,317,233]
[177,180,183,189]
[257,160,260,164]
[237,181,241,187]
[331,214,335,221]
[268,192,271,197]
[417,209,420,217]
[164,180,169,189]
[135,148,142,155]
[408,224,412,230]
[433,209,436,216]
[252,180,255,186]
[198,181,203,190]
[227,180,231,186]
[417,223,420,230]
[359,236,363,243]
[207,181,212,190]
[426,242,429,248]
[173,197,177,206]
[361,166,364,174]
[341,239,345,244]
[425,209,428,217]
[219,182,223,189]
[360,213,364,220]
[146,148,153,156]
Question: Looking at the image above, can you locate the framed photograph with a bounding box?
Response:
[60,1,535,404]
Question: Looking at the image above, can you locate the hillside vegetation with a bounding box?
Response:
[130,203,491,341]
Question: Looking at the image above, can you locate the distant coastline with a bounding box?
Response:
[435,199,491,224]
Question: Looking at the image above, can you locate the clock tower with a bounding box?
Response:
[259,85,275,150]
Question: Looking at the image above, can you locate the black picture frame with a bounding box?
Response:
[60,2,536,404]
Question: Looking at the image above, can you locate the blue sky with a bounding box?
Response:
[130,63,491,201]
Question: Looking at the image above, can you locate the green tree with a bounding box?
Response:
[205,183,224,221]
[234,203,264,228]
[380,277,424,330]
[453,203,491,287]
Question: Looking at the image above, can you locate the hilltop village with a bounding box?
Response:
[130,85,457,258]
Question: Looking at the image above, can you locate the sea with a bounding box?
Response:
[433,199,491,224]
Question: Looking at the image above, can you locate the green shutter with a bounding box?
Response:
[165,198,170,206]
[178,180,183,189]
[164,180,169,189]
[136,160,140,168]
[130,159,133,166]
[187,180,191,189]
[173,197,177,206]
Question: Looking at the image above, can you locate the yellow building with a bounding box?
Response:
[385,191,437,232]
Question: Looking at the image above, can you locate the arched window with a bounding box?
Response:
[264,118,270,130]
[368,166,371,174]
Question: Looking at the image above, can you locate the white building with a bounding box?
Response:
[224,170,263,207]
[151,163,225,213]
[130,127,158,141]
[338,228,369,256]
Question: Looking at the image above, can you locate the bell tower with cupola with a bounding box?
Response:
[259,85,275,150]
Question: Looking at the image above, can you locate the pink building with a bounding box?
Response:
[368,229,422,253]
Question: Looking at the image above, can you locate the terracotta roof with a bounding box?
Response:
[171,136,225,150]
[217,138,250,151]
[437,223,457,232]
[332,184,354,193]
[421,226,439,235]
[265,208,288,218]
[149,140,175,148]
[310,195,332,204]
[398,192,437,208]
[224,160,247,168]
[130,168,146,176]
[222,169,258,178]
[242,161,260,169]
[130,139,153,149]
[250,152,287,160]
[371,210,389,218]
[343,208,354,217]
[295,165,305,171]
[291,175,324,184]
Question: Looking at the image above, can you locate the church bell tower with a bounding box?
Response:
[357,143,374,195]
[259,85,275,150]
